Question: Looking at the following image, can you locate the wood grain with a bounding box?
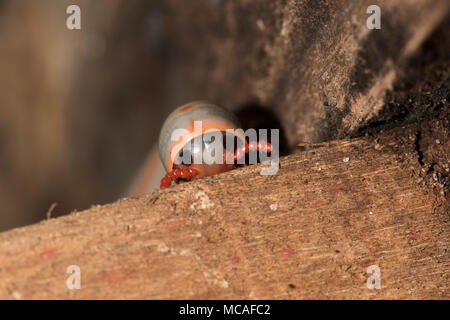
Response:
[0,126,448,299]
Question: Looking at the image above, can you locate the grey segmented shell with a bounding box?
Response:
[158,101,242,171]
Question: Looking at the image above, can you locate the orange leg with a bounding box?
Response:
[160,165,199,189]
[234,141,272,161]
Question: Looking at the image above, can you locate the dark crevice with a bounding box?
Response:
[235,102,290,156]
[414,131,424,167]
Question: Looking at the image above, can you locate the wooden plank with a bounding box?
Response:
[0,122,447,299]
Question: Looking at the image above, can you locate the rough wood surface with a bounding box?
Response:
[0,0,448,299]
[0,0,448,232]
[0,122,448,299]
[161,0,449,143]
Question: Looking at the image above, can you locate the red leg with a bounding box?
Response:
[234,141,272,161]
[160,165,199,189]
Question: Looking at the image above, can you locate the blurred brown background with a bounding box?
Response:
[0,0,175,231]
[1,0,262,231]
[0,0,448,232]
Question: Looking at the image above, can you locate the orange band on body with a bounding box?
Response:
[166,120,244,171]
